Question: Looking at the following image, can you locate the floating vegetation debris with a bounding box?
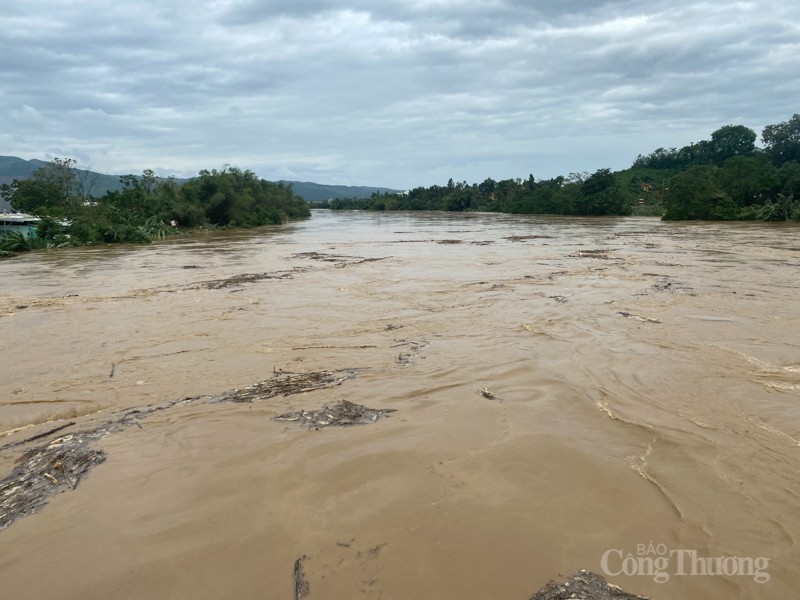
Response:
[547,270,569,279]
[290,344,378,350]
[292,251,387,266]
[436,239,462,244]
[392,339,429,366]
[570,249,614,259]
[651,277,694,295]
[293,251,351,261]
[274,400,396,429]
[1,422,76,452]
[294,555,310,600]
[530,570,650,599]
[0,369,364,531]
[479,387,502,401]
[522,323,552,337]
[505,234,554,242]
[0,430,108,531]
[617,311,661,324]
[200,270,298,289]
[549,295,569,303]
[210,370,364,404]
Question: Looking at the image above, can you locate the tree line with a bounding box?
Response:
[1,162,310,253]
[321,114,800,221]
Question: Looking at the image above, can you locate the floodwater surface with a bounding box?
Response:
[1,210,799,599]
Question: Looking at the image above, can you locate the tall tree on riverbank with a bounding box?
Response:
[1,157,79,215]
[762,114,800,166]
[710,125,757,165]
[663,165,735,220]
[180,167,310,226]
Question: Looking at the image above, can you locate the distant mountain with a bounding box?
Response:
[0,155,126,198]
[0,156,400,208]
[279,180,402,202]
[0,155,50,178]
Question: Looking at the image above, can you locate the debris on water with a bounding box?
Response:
[529,570,650,599]
[213,370,364,404]
[505,234,553,242]
[570,249,613,259]
[294,555,310,600]
[1,422,76,452]
[0,369,365,531]
[549,295,568,303]
[547,270,569,279]
[274,400,396,429]
[436,239,462,244]
[292,251,387,266]
[617,311,661,324]
[290,344,378,350]
[293,251,356,261]
[393,339,429,366]
[522,323,553,338]
[479,387,502,401]
[367,543,386,558]
[201,270,297,289]
[384,323,403,331]
[0,433,107,531]
[651,276,695,295]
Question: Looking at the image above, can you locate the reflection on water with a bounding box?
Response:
[1,210,799,599]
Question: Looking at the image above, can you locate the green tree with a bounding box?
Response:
[664,165,736,220]
[777,161,800,198]
[573,168,628,215]
[2,157,79,214]
[179,167,309,226]
[717,156,778,206]
[478,177,496,199]
[762,114,800,166]
[759,194,797,221]
[710,124,756,164]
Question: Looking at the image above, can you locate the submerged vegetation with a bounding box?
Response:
[320,114,800,222]
[0,161,310,257]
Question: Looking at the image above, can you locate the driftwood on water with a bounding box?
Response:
[0,432,107,530]
[0,369,365,531]
[288,559,650,600]
[294,555,310,599]
[530,570,650,600]
[275,399,396,429]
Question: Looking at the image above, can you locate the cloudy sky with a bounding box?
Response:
[2,1,799,188]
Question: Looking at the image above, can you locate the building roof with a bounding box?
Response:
[0,212,41,224]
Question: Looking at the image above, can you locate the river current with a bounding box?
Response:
[1,210,798,599]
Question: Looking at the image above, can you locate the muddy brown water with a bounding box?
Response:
[1,210,798,599]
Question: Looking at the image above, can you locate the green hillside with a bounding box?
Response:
[279,180,402,201]
[0,156,124,197]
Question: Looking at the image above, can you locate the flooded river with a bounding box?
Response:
[1,210,798,599]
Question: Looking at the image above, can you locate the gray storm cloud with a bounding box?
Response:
[2,0,798,187]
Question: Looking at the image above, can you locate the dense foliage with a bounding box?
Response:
[0,164,310,253]
[320,113,800,221]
